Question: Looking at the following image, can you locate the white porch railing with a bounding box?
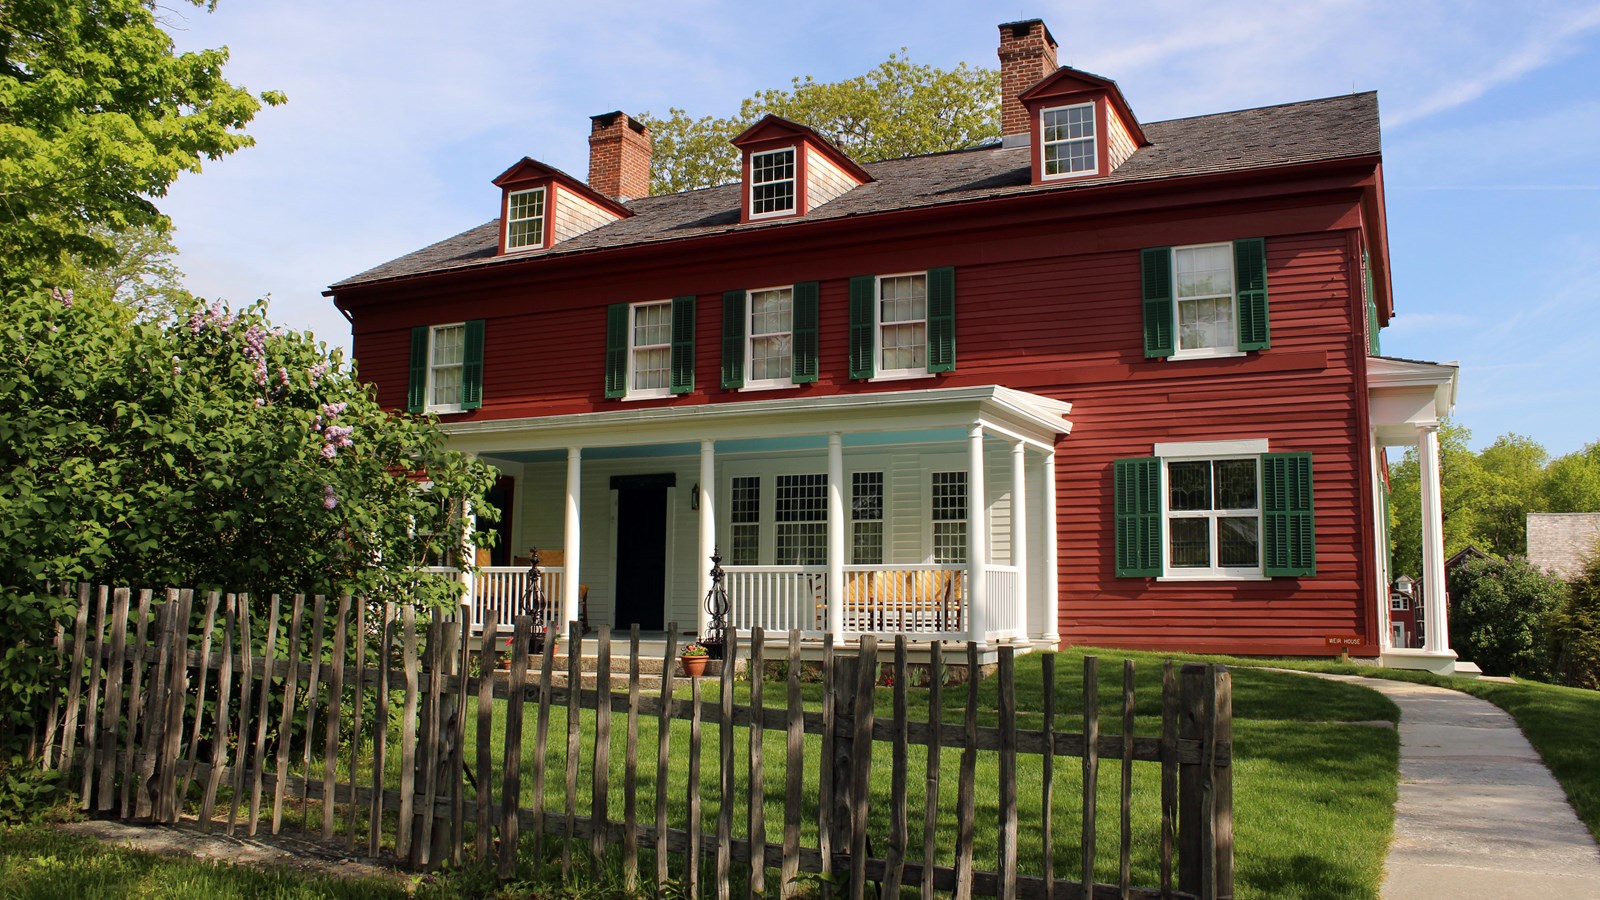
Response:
[983,565,1024,640]
[724,564,976,638]
[428,566,564,634]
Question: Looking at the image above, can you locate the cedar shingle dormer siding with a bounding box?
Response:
[491,158,634,255]
[1018,67,1148,185]
[730,115,872,225]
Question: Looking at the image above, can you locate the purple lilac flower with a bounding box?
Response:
[323,485,338,509]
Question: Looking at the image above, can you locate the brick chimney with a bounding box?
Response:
[588,111,652,201]
[998,19,1058,147]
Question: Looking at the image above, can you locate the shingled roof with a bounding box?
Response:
[329,91,1380,291]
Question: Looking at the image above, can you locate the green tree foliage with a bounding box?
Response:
[643,52,1000,194]
[0,0,284,281]
[1446,555,1567,679]
[67,223,192,321]
[0,284,498,764]
[1542,442,1600,513]
[1555,544,1600,690]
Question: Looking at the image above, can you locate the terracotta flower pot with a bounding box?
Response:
[681,655,709,678]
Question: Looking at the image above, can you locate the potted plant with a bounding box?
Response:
[680,642,711,678]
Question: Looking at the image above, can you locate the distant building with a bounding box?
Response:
[1527,513,1600,580]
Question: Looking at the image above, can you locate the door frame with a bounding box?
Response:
[608,472,677,631]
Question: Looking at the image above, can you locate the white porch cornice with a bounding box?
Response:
[441,385,1073,454]
[1368,356,1459,447]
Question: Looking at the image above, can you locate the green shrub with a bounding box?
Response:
[1447,555,1567,679]
[1555,554,1600,690]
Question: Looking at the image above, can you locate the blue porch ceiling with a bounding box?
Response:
[481,428,970,465]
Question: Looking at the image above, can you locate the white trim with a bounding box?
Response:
[1153,438,1269,458]
[873,271,931,380]
[1169,348,1248,362]
[624,299,672,400]
[425,322,467,414]
[744,284,796,390]
[1040,102,1099,181]
[749,147,798,219]
[504,186,547,251]
[1157,449,1266,580]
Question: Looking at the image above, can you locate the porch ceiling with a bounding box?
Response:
[448,385,1072,457]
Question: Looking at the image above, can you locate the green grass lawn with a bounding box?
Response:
[1198,654,1600,843]
[0,823,408,900]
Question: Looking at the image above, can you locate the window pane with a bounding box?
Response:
[880,322,926,370]
[1218,516,1260,567]
[1174,245,1234,298]
[430,364,461,406]
[749,288,792,335]
[1168,461,1212,511]
[632,346,669,390]
[634,302,671,347]
[1177,296,1234,352]
[730,476,761,566]
[1215,459,1258,510]
[1169,518,1210,568]
[851,472,883,521]
[851,521,883,565]
[753,181,794,214]
[932,522,966,564]
[432,325,464,366]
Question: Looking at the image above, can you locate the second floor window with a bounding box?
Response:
[878,273,928,375]
[429,323,466,412]
[629,301,672,397]
[751,148,796,217]
[1174,243,1237,355]
[506,187,546,250]
[747,286,793,386]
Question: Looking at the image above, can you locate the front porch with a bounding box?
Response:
[443,385,1072,651]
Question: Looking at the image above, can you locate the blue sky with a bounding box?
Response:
[159,1,1600,456]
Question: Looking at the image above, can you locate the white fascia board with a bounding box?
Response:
[443,384,1073,455]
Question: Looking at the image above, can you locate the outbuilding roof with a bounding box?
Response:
[329,91,1380,291]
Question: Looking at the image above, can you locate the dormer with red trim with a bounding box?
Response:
[492,158,634,255]
[730,114,872,225]
[1017,67,1148,185]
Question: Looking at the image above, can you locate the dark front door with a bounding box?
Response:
[613,482,668,630]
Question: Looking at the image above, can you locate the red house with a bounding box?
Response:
[326,19,1463,672]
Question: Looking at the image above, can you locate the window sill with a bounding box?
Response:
[739,381,802,393]
[1168,349,1248,362]
[426,406,464,415]
[870,370,935,383]
[1157,573,1269,582]
[621,391,672,402]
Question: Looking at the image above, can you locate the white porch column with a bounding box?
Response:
[1418,425,1451,654]
[1010,440,1028,643]
[967,424,988,644]
[1372,436,1393,652]
[562,446,582,628]
[698,440,716,635]
[826,433,845,636]
[1041,449,1059,647]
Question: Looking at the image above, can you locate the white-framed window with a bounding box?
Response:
[877,272,928,378]
[427,323,466,413]
[729,476,761,566]
[627,300,673,399]
[750,148,797,218]
[1162,455,1262,579]
[851,472,884,565]
[746,285,793,388]
[1041,102,1097,179]
[1172,243,1238,358]
[505,187,547,250]
[1390,594,1410,611]
[931,471,967,564]
[775,474,827,565]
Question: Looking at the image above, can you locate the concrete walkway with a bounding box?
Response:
[1308,673,1600,899]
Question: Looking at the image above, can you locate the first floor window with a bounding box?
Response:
[748,286,793,384]
[1042,103,1097,178]
[851,472,884,565]
[429,323,465,411]
[879,273,927,373]
[931,471,967,564]
[730,476,760,566]
[776,474,827,565]
[1166,457,1260,575]
[505,187,546,250]
[629,301,672,395]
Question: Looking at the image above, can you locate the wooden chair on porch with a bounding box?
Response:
[514,549,589,633]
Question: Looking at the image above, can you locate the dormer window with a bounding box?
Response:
[1042,103,1097,178]
[750,148,797,218]
[505,187,547,250]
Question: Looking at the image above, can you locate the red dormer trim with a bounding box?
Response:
[491,157,634,255]
[731,114,872,225]
[1018,66,1148,186]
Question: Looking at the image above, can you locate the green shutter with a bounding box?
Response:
[1263,452,1316,577]
[461,319,485,410]
[670,295,695,395]
[1114,457,1162,577]
[927,266,956,373]
[1234,238,1270,351]
[1141,248,1174,359]
[848,275,876,380]
[408,326,429,413]
[792,281,819,384]
[721,290,746,390]
[604,303,628,399]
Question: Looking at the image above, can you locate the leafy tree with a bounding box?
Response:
[1387,420,1478,577]
[67,223,192,321]
[0,284,497,773]
[1555,544,1600,690]
[0,0,284,282]
[1542,442,1600,513]
[1473,433,1550,556]
[643,52,1000,194]
[1447,555,1566,679]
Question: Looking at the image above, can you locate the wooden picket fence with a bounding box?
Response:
[33,584,1234,900]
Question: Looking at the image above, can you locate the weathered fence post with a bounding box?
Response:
[1178,662,1230,900]
[828,642,859,886]
[1215,667,1234,900]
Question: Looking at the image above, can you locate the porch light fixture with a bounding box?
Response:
[691,482,700,510]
